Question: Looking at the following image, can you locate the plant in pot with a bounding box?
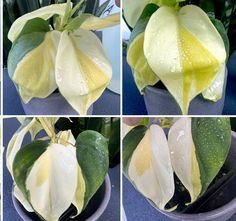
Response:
[5,0,119,115]
[123,117,236,221]
[123,0,236,115]
[6,117,113,221]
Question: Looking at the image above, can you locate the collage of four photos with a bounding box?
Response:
[1,0,236,220]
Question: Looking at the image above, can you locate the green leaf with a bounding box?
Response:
[101,118,120,167]
[13,140,49,198]
[95,0,110,17]
[211,18,230,60]
[15,17,50,41]
[123,125,147,177]
[64,13,91,31]
[191,117,231,195]
[199,0,215,18]
[76,130,109,208]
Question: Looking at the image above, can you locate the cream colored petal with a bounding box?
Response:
[127,33,159,93]
[123,0,150,28]
[202,64,226,102]
[128,124,174,210]
[168,118,201,202]
[26,144,78,221]
[55,29,112,115]
[13,31,61,103]
[8,3,68,42]
[80,13,120,30]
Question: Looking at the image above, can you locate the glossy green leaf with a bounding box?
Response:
[76,130,109,208]
[191,117,231,195]
[15,17,50,41]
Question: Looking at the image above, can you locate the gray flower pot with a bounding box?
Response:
[21,93,93,115]
[144,70,227,115]
[93,88,120,115]
[12,175,111,221]
[148,132,236,221]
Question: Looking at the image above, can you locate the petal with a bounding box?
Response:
[123,0,150,27]
[144,5,226,114]
[25,144,78,221]
[9,31,61,103]
[168,118,201,203]
[80,13,120,30]
[202,64,226,101]
[55,29,112,115]
[128,124,174,210]
[127,33,159,93]
[8,3,68,42]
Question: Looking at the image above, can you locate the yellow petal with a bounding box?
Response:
[127,33,159,93]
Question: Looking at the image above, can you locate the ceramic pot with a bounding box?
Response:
[12,175,111,221]
[144,70,228,115]
[150,132,236,221]
[21,93,93,115]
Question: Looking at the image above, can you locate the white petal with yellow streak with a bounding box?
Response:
[56,130,85,216]
[168,118,201,203]
[55,29,112,115]
[8,3,68,42]
[144,6,226,114]
[26,143,78,221]
[128,124,174,210]
[13,31,60,103]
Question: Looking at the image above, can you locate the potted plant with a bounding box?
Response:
[5,0,119,115]
[6,117,116,221]
[123,117,236,221]
[123,0,236,115]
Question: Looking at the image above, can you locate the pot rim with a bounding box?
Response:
[12,175,111,221]
[149,131,236,219]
